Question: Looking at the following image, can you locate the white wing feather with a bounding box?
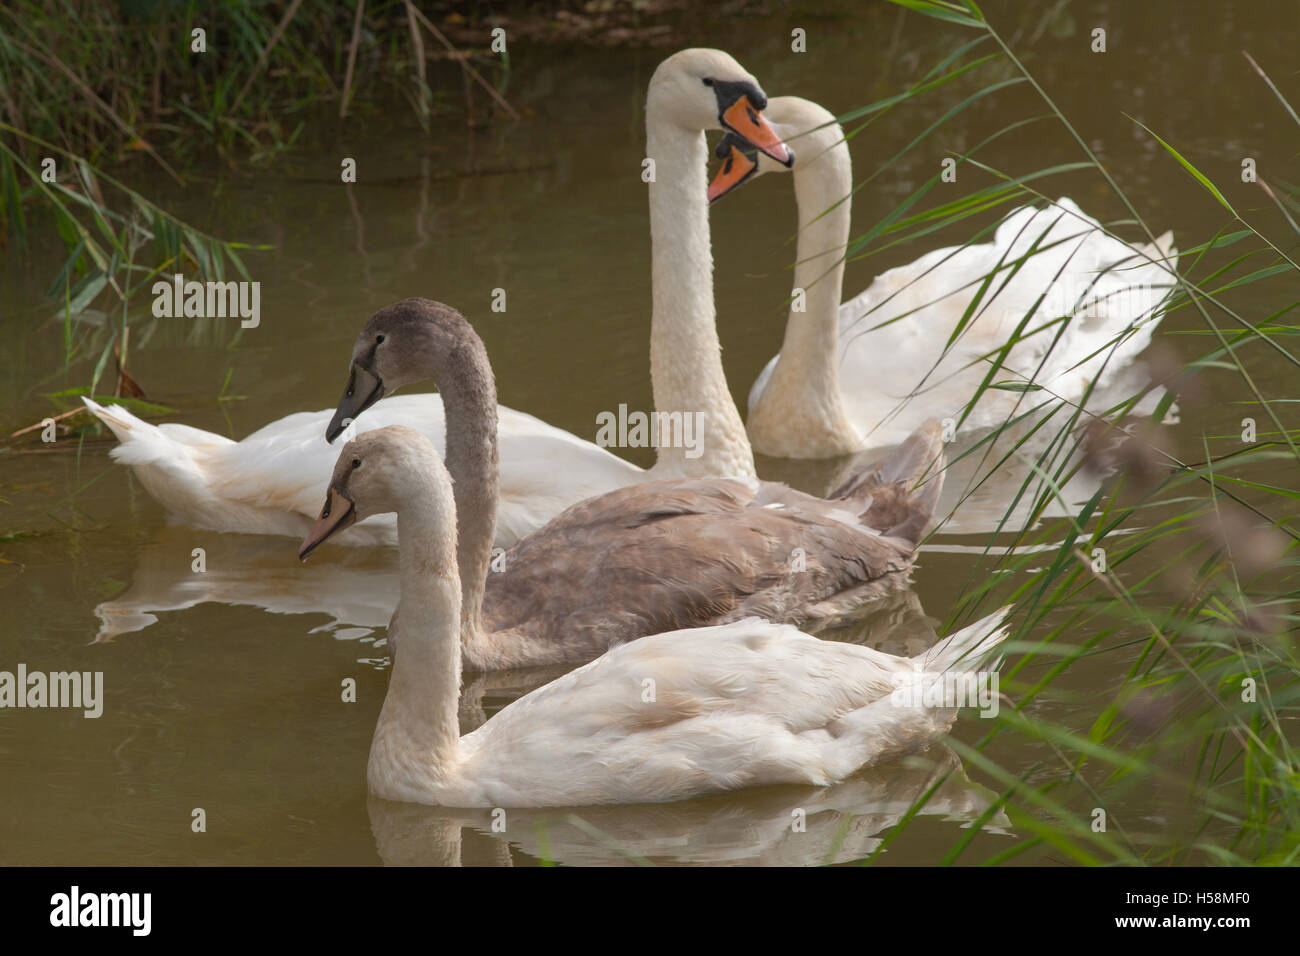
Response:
[751,198,1178,448]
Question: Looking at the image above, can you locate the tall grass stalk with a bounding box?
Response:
[823,0,1300,865]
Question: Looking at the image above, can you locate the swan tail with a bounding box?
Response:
[1128,229,1180,308]
[82,396,195,468]
[81,396,232,522]
[1144,230,1179,273]
[913,605,1013,675]
[1079,229,1181,392]
[82,395,150,447]
[815,607,1013,781]
[829,418,946,547]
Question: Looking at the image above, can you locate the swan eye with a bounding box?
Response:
[352,458,362,469]
[375,334,385,344]
[702,77,713,87]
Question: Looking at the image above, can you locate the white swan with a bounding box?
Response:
[82,48,794,546]
[302,423,1009,807]
[710,96,1179,458]
[81,395,641,547]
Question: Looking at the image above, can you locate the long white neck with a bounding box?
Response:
[368,493,463,803]
[646,119,756,479]
[747,134,860,458]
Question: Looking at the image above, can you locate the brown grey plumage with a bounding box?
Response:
[326,298,946,672]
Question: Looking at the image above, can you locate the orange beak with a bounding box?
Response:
[720,95,793,166]
[708,144,760,203]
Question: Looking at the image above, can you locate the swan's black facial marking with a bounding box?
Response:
[714,131,755,161]
[707,133,764,204]
[709,78,767,113]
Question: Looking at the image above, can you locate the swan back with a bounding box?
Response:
[454,608,1010,807]
[832,198,1177,445]
[838,198,1179,420]
[476,420,945,670]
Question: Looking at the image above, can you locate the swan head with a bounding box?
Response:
[648,48,793,166]
[327,298,484,443]
[300,425,453,561]
[708,96,842,203]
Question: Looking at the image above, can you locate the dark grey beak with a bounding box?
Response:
[326,364,385,443]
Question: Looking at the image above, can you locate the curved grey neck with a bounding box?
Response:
[646,121,755,479]
[434,340,499,644]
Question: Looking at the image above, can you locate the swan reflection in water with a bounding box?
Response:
[368,743,1010,866]
[92,526,401,644]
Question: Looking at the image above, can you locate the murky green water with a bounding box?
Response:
[2,0,1297,864]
